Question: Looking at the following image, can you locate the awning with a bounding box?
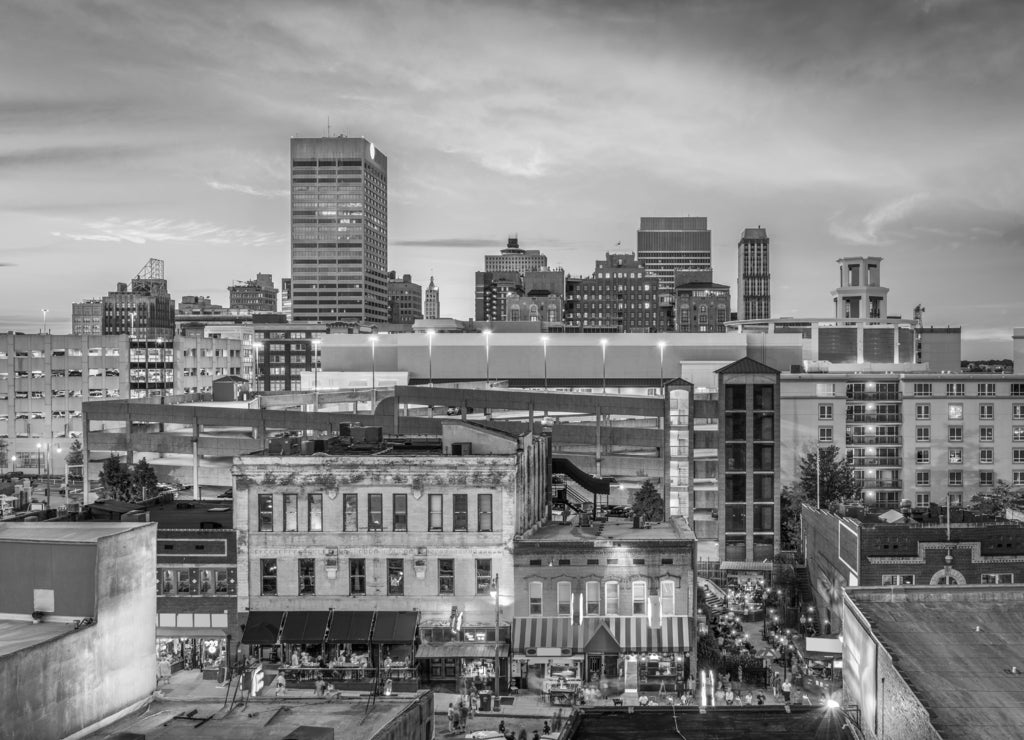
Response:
[583,622,620,654]
[513,617,584,655]
[240,611,284,645]
[720,561,775,571]
[326,611,375,644]
[156,627,229,639]
[281,611,331,644]
[371,611,419,644]
[805,636,843,656]
[606,616,690,652]
[416,641,508,660]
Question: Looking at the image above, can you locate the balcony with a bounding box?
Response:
[846,435,901,445]
[849,457,902,468]
[846,413,901,424]
[845,390,901,402]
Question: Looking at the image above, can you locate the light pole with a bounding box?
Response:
[311,339,322,411]
[426,330,435,387]
[489,573,501,696]
[541,336,549,390]
[657,340,667,389]
[482,329,492,387]
[368,336,378,414]
[599,338,608,394]
[42,308,48,334]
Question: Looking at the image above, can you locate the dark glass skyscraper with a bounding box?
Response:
[636,217,712,292]
[290,136,388,323]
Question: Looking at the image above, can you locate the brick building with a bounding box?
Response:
[563,253,672,333]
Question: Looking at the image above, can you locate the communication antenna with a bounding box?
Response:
[327,116,331,137]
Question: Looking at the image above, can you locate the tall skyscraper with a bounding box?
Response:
[737,227,771,321]
[636,217,711,291]
[99,258,175,340]
[484,235,548,274]
[387,271,423,324]
[424,276,440,319]
[290,136,388,324]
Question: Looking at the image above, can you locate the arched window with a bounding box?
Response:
[557,581,572,615]
[604,581,619,616]
[660,580,676,616]
[585,581,600,615]
[529,581,543,614]
[631,581,647,615]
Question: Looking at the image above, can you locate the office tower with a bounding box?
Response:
[737,227,770,321]
[636,217,711,291]
[280,278,292,317]
[675,271,731,332]
[562,253,671,332]
[290,136,388,324]
[388,271,424,324]
[484,235,548,274]
[71,299,103,335]
[229,273,278,313]
[475,271,520,322]
[100,258,175,340]
[832,256,888,320]
[424,276,440,320]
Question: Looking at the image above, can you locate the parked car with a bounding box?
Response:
[217,488,233,499]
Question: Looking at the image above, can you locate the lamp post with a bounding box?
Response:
[426,329,435,387]
[490,573,501,696]
[657,340,666,389]
[540,336,549,390]
[482,329,492,387]
[599,338,608,394]
[42,308,48,334]
[311,339,322,411]
[368,336,378,414]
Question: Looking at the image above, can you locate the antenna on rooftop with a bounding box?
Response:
[134,258,165,281]
[327,115,331,137]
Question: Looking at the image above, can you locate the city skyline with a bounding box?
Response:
[2,0,1023,356]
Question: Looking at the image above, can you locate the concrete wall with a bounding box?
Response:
[0,523,156,740]
[371,690,435,740]
[0,541,97,617]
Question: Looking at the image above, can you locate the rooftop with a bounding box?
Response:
[0,619,76,659]
[0,521,150,543]
[849,585,1024,740]
[519,516,694,545]
[146,500,234,529]
[86,694,431,740]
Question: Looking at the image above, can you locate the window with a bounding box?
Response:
[258,494,274,531]
[916,449,930,465]
[882,574,915,586]
[916,427,931,443]
[299,558,316,595]
[176,570,191,593]
[982,573,1014,584]
[368,494,383,531]
[980,403,994,420]
[978,383,996,397]
[1016,404,1024,421]
[980,449,994,464]
[475,558,492,595]
[916,471,930,486]
[387,558,404,595]
[948,426,963,443]
[260,559,277,595]
[916,403,930,420]
[1013,384,1024,397]
[556,582,572,616]
[1015,449,1024,465]
[948,403,963,420]
[948,471,962,486]
[818,427,833,443]
[349,559,366,595]
[980,470,994,486]
[453,494,469,532]
[818,404,833,420]
[438,559,454,595]
[428,494,443,531]
[949,449,963,465]
[913,383,932,397]
[585,581,600,615]
[604,582,619,616]
[308,494,323,531]
[343,494,358,531]
[661,580,676,616]
[631,581,647,615]
[1015,472,1024,486]
[283,494,298,532]
[393,494,408,532]
[916,491,930,507]
[946,383,965,397]
[158,570,174,595]
[981,426,994,443]
[948,493,962,507]
[1015,427,1024,442]
[477,494,493,532]
[529,581,543,614]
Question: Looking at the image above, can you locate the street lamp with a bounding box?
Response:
[368,336,378,414]
[657,341,667,389]
[599,338,608,394]
[36,442,42,478]
[426,330,435,387]
[489,573,501,696]
[42,308,48,334]
[540,336,549,390]
[482,329,492,387]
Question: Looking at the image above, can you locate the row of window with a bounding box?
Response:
[911,470,1024,486]
[157,568,235,595]
[820,402,1024,421]
[260,557,493,597]
[912,383,1024,397]
[915,448,1024,465]
[527,579,678,617]
[883,573,1014,586]
[256,493,494,534]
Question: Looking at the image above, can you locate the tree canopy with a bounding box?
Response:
[131,457,159,502]
[780,485,806,549]
[796,445,859,508]
[967,479,1024,519]
[65,439,83,480]
[631,479,665,523]
[98,456,131,501]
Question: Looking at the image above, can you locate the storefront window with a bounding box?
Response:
[475,559,492,594]
[388,558,404,595]
[439,559,455,595]
[308,494,323,531]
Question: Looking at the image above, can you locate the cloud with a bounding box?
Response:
[0,144,141,168]
[828,193,931,245]
[391,237,507,248]
[205,180,288,198]
[0,262,15,267]
[51,217,283,247]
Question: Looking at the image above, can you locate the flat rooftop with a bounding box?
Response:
[87,693,431,739]
[521,516,694,544]
[146,500,234,529]
[0,619,76,659]
[0,521,150,543]
[849,585,1024,740]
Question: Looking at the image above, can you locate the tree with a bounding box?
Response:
[967,479,1024,519]
[695,632,721,671]
[780,485,806,550]
[65,439,84,480]
[631,479,665,523]
[797,445,859,509]
[98,455,131,501]
[131,457,159,502]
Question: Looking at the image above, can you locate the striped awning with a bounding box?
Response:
[605,616,690,652]
[720,561,775,571]
[513,617,587,655]
[513,616,690,655]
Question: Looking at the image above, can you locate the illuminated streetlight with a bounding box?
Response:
[489,573,501,696]
[599,338,608,394]
[42,308,48,335]
[426,330,435,387]
[657,340,667,389]
[540,336,549,390]
[482,329,492,387]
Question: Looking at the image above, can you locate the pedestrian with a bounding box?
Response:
[273,672,286,697]
[459,700,468,730]
[543,720,551,734]
[781,678,792,703]
[756,691,766,706]
[314,677,326,697]
[743,691,753,706]
[772,671,781,698]
[447,702,457,733]
[725,688,735,705]
[532,731,541,740]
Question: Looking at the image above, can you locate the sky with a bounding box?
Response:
[2,0,1023,358]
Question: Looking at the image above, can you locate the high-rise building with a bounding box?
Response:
[675,271,731,333]
[387,271,423,324]
[832,256,888,320]
[280,277,292,317]
[737,227,770,321]
[424,276,440,320]
[484,235,548,274]
[563,253,672,332]
[636,217,712,291]
[290,136,388,324]
[229,273,278,313]
[71,299,103,335]
[474,270,520,322]
[100,258,175,340]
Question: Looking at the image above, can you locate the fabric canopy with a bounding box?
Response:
[416,641,508,660]
[513,616,690,654]
[606,616,690,652]
[281,611,331,644]
[326,611,375,644]
[371,611,419,644]
[240,611,284,645]
[805,637,843,656]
